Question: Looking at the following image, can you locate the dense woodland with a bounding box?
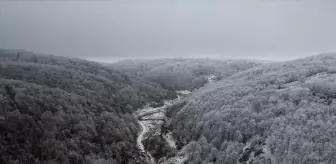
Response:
[166,54,336,164]
[2,49,336,164]
[110,58,259,90]
[0,50,175,164]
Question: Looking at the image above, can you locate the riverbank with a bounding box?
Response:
[135,91,191,164]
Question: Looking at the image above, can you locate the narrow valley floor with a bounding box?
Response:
[135,91,190,164]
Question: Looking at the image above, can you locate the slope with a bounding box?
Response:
[167,54,336,164]
[0,50,173,164]
[110,58,260,91]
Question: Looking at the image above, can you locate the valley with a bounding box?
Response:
[2,1,335,163]
[135,91,190,164]
[2,50,336,164]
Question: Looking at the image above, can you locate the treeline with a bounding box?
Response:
[0,50,174,164]
[166,54,336,164]
[0,50,175,110]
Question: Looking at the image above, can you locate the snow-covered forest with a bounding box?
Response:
[0,50,175,164]
[166,54,336,164]
[2,49,336,164]
[110,58,259,91]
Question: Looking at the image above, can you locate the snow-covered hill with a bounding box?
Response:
[110,58,260,90]
[167,54,336,164]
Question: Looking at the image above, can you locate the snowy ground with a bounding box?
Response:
[160,144,189,164]
[163,132,177,149]
[207,74,217,83]
[136,106,164,164]
[176,90,191,95]
[137,121,148,152]
[136,91,191,164]
[160,156,188,164]
[137,120,155,164]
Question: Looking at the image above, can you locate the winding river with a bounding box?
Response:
[136,91,190,164]
[135,75,216,163]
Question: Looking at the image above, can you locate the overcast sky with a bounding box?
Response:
[1,0,336,62]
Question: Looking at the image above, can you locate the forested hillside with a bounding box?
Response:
[0,50,174,164]
[110,58,260,90]
[4,49,336,164]
[167,54,336,164]
[0,50,175,110]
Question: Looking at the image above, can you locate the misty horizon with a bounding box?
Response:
[1,0,336,62]
[2,1,336,163]
[0,48,326,63]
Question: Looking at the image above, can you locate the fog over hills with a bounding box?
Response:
[110,58,260,91]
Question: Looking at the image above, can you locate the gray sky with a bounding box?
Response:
[1,0,336,62]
